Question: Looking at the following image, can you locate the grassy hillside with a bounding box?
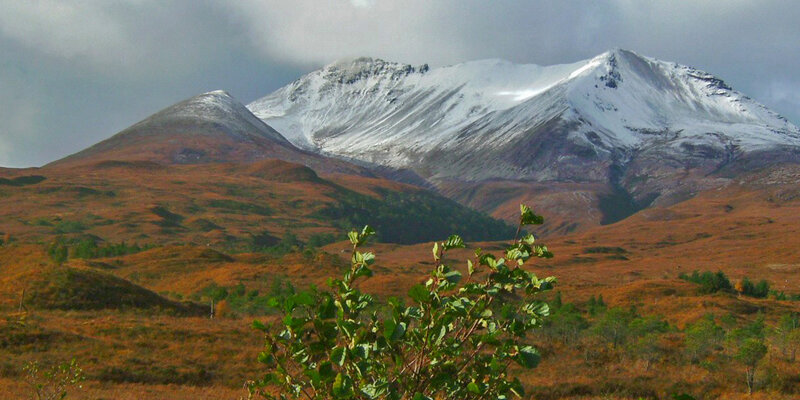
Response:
[0,159,512,250]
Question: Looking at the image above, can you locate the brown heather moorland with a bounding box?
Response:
[1,161,800,399]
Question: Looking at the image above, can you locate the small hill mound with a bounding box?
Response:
[0,244,203,314]
[244,159,321,183]
[27,266,204,314]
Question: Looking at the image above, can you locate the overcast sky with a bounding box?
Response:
[1,0,799,167]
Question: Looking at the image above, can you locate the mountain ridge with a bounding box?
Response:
[248,49,800,180]
[247,49,800,231]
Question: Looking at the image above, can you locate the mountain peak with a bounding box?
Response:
[321,57,429,84]
[201,89,231,97]
[49,90,299,167]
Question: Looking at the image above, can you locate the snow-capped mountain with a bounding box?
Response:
[247,50,800,229]
[249,49,799,181]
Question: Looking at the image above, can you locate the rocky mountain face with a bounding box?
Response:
[248,49,800,231]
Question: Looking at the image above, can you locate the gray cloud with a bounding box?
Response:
[0,0,798,167]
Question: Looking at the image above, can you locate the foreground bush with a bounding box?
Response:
[248,204,555,399]
[23,359,84,400]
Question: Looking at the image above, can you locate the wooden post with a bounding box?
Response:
[18,288,25,313]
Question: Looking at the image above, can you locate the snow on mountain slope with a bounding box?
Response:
[248,57,591,166]
[248,49,800,183]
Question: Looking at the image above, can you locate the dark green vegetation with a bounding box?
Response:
[678,270,732,294]
[47,237,156,264]
[248,231,338,256]
[679,270,774,298]
[192,276,297,317]
[46,237,154,264]
[317,187,514,244]
[248,205,555,399]
[0,175,46,186]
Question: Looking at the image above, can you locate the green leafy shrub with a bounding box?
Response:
[195,276,298,316]
[248,204,555,399]
[23,358,84,400]
[736,339,767,395]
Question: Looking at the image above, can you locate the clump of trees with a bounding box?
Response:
[193,276,298,316]
[679,270,774,298]
[248,204,555,399]
[678,270,731,294]
[46,237,154,264]
[734,277,770,298]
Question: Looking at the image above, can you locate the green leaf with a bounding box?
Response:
[292,291,315,306]
[384,319,407,342]
[331,346,347,366]
[361,381,389,399]
[443,234,465,250]
[412,393,432,400]
[353,251,375,266]
[467,382,481,394]
[252,319,267,331]
[257,351,274,365]
[360,225,375,240]
[434,324,447,346]
[520,204,544,226]
[432,242,440,260]
[520,233,536,245]
[332,372,354,398]
[510,378,525,397]
[443,270,462,285]
[515,345,541,368]
[318,361,335,380]
[348,230,360,245]
[467,259,475,276]
[353,265,373,279]
[408,284,430,303]
[318,293,336,319]
[353,343,371,359]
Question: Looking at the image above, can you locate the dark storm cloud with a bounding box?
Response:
[1,0,798,167]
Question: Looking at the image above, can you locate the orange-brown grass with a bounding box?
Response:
[3,166,800,398]
[0,159,416,247]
